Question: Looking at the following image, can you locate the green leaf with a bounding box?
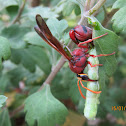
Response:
[51,68,74,100]
[88,17,118,77]
[24,85,68,126]
[105,0,117,7]
[69,78,86,104]
[11,45,51,74]
[23,31,51,50]
[1,25,30,49]
[74,4,81,16]
[63,2,75,16]
[0,108,11,126]
[112,0,126,9]
[8,65,44,86]
[112,6,126,34]
[88,17,118,90]
[0,0,18,11]
[0,36,11,69]
[103,97,124,118]
[23,6,58,21]
[46,18,68,40]
[0,95,7,108]
[6,6,19,21]
[63,0,80,16]
[0,74,9,93]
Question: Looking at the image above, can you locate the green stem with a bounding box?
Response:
[84,48,101,120]
[9,0,26,25]
[84,0,106,16]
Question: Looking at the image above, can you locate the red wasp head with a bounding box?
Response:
[69,25,92,44]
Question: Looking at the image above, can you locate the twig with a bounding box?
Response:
[31,0,40,7]
[85,0,91,11]
[39,56,66,90]
[9,104,24,118]
[102,9,118,27]
[10,0,26,25]
[87,0,106,15]
[90,0,96,9]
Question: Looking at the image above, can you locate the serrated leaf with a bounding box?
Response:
[0,36,11,69]
[11,45,51,74]
[88,17,118,77]
[112,0,126,9]
[112,6,126,34]
[24,84,68,126]
[46,18,68,40]
[23,6,58,21]
[0,0,18,11]
[1,25,30,49]
[0,108,11,126]
[0,95,7,108]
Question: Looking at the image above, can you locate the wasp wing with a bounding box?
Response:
[35,14,72,61]
[34,26,61,53]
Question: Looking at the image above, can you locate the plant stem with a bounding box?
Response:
[85,0,91,11]
[9,104,24,118]
[102,9,118,27]
[10,0,26,25]
[39,56,66,90]
[87,0,106,15]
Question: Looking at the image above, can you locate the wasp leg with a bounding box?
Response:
[78,33,108,46]
[86,52,115,58]
[77,80,86,99]
[80,80,102,94]
[87,61,103,67]
[78,45,88,49]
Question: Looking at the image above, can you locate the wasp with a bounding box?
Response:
[35,15,115,99]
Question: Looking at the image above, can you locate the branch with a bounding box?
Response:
[9,104,24,118]
[39,56,66,90]
[10,0,26,25]
[102,9,118,27]
[85,0,91,11]
[87,0,106,15]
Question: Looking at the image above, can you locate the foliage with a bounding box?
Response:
[0,0,126,126]
[0,108,11,126]
[24,85,68,126]
[0,36,11,69]
[0,95,7,109]
[112,0,126,34]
